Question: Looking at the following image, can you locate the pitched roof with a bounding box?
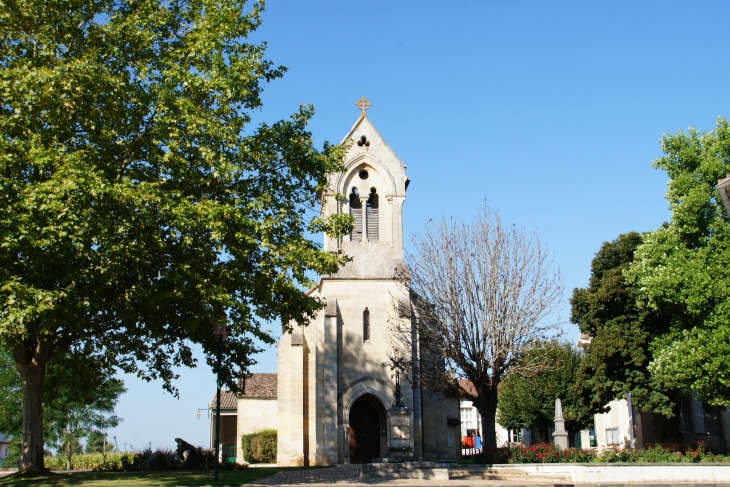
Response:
[209,390,238,410]
[241,373,277,398]
[208,373,278,410]
[459,380,477,397]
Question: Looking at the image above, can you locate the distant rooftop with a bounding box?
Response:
[459,380,477,397]
[208,373,277,410]
[241,373,277,398]
[209,390,238,410]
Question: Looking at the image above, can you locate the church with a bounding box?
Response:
[219,100,461,466]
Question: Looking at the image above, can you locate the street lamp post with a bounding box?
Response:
[213,312,227,482]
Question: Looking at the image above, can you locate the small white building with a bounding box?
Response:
[578,334,730,453]
[210,373,278,464]
[458,381,529,450]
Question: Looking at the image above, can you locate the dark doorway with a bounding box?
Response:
[349,396,382,463]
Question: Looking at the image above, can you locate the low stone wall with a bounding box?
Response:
[493,463,730,483]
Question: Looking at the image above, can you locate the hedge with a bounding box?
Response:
[241,429,277,464]
[35,447,243,471]
[1,448,19,468]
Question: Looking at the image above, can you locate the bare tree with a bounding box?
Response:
[389,205,564,449]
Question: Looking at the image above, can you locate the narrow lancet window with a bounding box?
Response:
[363,307,370,342]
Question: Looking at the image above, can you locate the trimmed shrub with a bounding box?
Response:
[2,448,19,468]
[596,445,640,463]
[637,444,681,463]
[241,429,277,464]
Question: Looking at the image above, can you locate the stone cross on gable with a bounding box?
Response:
[355,96,371,115]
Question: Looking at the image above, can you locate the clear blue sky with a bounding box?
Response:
[106,0,730,450]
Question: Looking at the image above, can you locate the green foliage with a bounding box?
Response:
[0,348,21,439]
[627,117,730,405]
[42,447,243,471]
[469,443,598,464]
[45,356,125,467]
[59,437,84,457]
[594,445,640,463]
[0,0,352,467]
[638,444,681,463]
[571,232,675,416]
[0,347,124,456]
[2,446,20,468]
[497,341,591,436]
[85,431,115,454]
[240,429,276,464]
[462,442,730,465]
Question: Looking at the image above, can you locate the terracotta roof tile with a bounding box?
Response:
[208,373,278,410]
[209,390,238,410]
[459,379,477,397]
[242,373,277,398]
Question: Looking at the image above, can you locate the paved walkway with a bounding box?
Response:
[247,465,730,487]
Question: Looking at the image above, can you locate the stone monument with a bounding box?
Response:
[383,356,414,459]
[552,398,569,449]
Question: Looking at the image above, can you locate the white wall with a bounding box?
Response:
[460,399,525,448]
[594,398,633,450]
[237,397,278,463]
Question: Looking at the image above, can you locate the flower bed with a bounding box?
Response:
[461,442,730,465]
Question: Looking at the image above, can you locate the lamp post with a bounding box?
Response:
[213,311,227,482]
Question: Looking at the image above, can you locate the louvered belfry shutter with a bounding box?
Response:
[366,191,379,243]
[366,206,379,242]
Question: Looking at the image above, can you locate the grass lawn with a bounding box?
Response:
[0,467,322,487]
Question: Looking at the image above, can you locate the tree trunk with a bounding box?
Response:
[476,386,500,449]
[20,365,46,471]
[14,344,49,472]
[67,438,72,470]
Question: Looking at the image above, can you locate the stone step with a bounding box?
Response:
[361,463,567,482]
[366,461,451,469]
[449,468,567,481]
[359,467,449,479]
[401,461,452,468]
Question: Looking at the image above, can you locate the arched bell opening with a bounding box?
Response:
[349,187,362,242]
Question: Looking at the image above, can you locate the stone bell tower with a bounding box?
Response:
[321,97,410,276]
[276,99,460,467]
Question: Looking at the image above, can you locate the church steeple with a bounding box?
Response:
[322,101,410,274]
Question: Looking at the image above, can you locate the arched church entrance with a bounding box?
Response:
[348,394,385,464]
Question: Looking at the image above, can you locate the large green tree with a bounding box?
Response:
[571,232,675,416]
[0,0,351,471]
[627,117,730,406]
[497,340,590,443]
[0,346,125,469]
